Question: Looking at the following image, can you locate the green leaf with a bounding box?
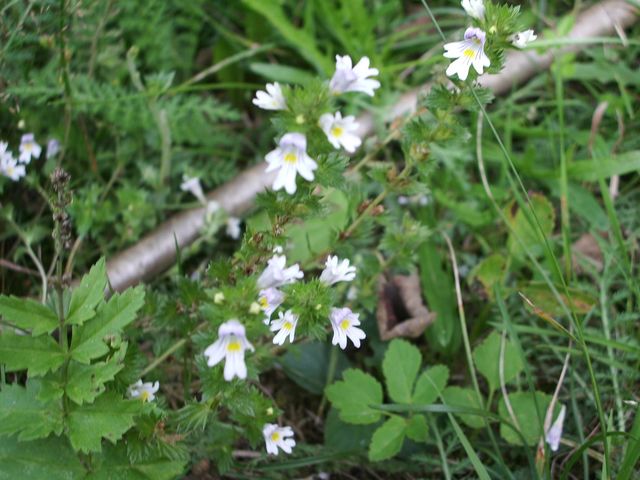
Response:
[0,333,65,376]
[405,414,429,443]
[241,0,333,74]
[66,258,107,326]
[442,387,486,429]
[498,391,550,446]
[71,286,145,363]
[473,331,524,393]
[68,392,143,453]
[447,413,491,480]
[326,369,383,425]
[66,345,127,405]
[279,342,350,395]
[0,381,64,441]
[382,339,422,404]
[468,253,507,299]
[506,193,555,260]
[413,365,449,405]
[324,408,376,453]
[88,443,186,480]
[249,62,315,85]
[0,296,58,335]
[418,239,460,354]
[368,416,406,461]
[0,436,86,480]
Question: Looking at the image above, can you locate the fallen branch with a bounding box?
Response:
[104,0,638,292]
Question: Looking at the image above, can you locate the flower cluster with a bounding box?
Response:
[201,251,365,456]
[0,134,48,182]
[443,0,536,81]
[253,55,380,194]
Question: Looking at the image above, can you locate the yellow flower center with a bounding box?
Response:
[340,319,350,331]
[6,166,14,176]
[271,432,280,442]
[140,390,151,402]
[463,48,475,58]
[259,297,269,308]
[284,153,297,164]
[331,126,344,138]
[227,340,242,352]
[283,321,293,331]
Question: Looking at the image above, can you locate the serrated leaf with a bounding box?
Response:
[66,258,107,326]
[66,344,127,405]
[0,436,86,480]
[0,296,58,335]
[413,365,449,405]
[368,416,406,461]
[88,443,187,480]
[382,339,422,404]
[473,331,524,393]
[326,369,383,425]
[0,333,65,376]
[68,392,143,453]
[442,387,486,429]
[71,286,145,363]
[498,391,551,446]
[405,414,429,443]
[0,381,64,441]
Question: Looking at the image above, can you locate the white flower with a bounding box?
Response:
[265,133,318,195]
[319,112,362,153]
[181,175,206,204]
[258,287,284,324]
[257,254,303,289]
[46,139,60,159]
[545,405,566,452]
[252,82,287,111]
[270,309,298,345]
[320,255,356,285]
[226,217,242,239]
[330,307,366,349]
[127,379,160,402]
[18,133,41,164]
[329,55,380,96]
[263,423,296,455]
[443,27,491,81]
[511,29,537,48]
[0,150,26,182]
[203,320,255,381]
[461,0,485,20]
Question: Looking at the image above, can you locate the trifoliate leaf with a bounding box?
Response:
[382,339,422,404]
[498,391,551,446]
[368,416,407,461]
[68,392,143,453]
[0,332,65,376]
[442,387,486,429]
[0,296,58,336]
[473,331,524,393]
[66,257,107,326]
[405,414,429,443]
[71,286,145,364]
[325,369,383,425]
[0,380,64,441]
[413,365,449,405]
[88,443,187,480]
[66,344,127,405]
[0,436,85,480]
